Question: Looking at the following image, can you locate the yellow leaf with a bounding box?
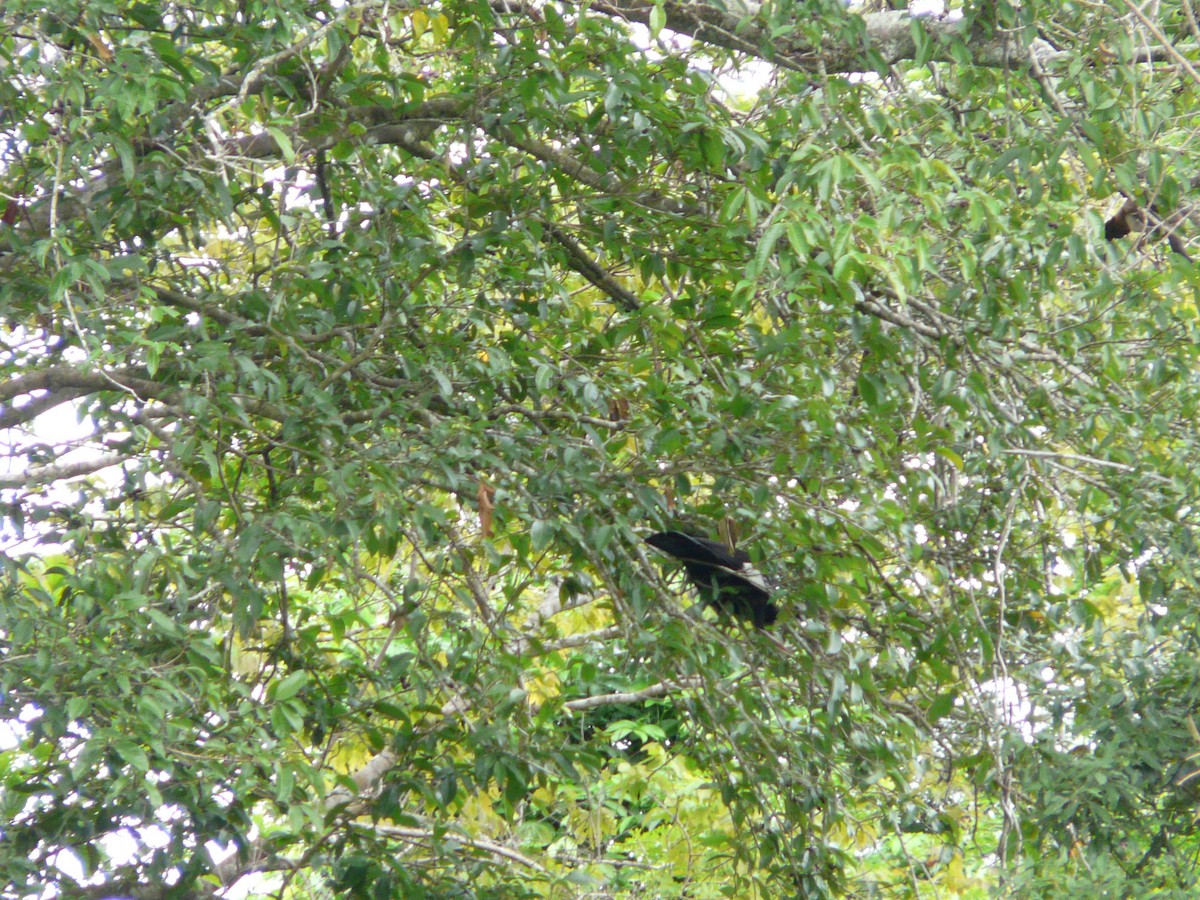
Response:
[431,13,450,43]
[411,10,428,41]
[86,32,114,62]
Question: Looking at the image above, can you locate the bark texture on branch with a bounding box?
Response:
[589,1,1063,73]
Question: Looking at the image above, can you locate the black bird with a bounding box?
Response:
[645,531,778,628]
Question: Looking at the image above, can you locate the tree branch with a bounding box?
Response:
[0,453,128,490]
[587,1,1063,73]
[0,364,290,431]
[563,677,705,711]
[544,222,643,311]
[0,366,173,429]
[363,823,549,873]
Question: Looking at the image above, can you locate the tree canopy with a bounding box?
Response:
[4,0,1200,896]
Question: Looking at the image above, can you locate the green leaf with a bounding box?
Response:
[649,2,666,38]
[273,671,308,702]
[268,126,295,163]
[531,518,554,553]
[927,692,956,722]
[114,740,150,772]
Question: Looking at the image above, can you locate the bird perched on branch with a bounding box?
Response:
[1104,196,1193,261]
[645,530,777,628]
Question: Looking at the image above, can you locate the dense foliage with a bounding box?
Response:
[3,0,1200,896]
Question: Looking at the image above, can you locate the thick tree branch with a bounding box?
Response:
[0,364,290,431]
[0,453,128,490]
[0,366,174,430]
[0,386,96,431]
[562,677,705,711]
[543,222,644,311]
[588,1,1063,73]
